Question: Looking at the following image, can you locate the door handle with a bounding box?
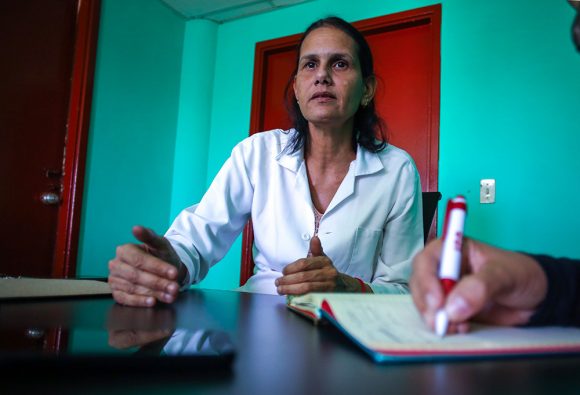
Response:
[40,192,61,205]
[26,328,45,339]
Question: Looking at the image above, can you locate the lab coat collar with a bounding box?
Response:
[275,130,304,173]
[353,142,384,177]
[274,129,384,177]
[274,131,385,215]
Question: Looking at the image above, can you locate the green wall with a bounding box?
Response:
[170,19,218,220]
[77,0,184,276]
[79,0,580,291]
[440,1,580,256]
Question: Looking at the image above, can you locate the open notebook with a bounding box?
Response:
[287,293,580,363]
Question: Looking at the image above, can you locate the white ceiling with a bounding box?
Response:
[161,0,315,23]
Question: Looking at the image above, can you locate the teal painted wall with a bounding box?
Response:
[170,19,218,220]
[78,0,580,291]
[77,0,185,276]
[440,1,580,256]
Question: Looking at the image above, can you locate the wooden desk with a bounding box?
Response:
[2,288,580,395]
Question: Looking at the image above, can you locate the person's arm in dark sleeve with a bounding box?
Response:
[526,255,580,327]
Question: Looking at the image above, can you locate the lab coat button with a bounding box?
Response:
[302,233,311,240]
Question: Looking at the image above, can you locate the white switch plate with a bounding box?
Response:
[480,179,495,203]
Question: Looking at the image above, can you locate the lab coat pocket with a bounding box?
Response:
[345,227,383,279]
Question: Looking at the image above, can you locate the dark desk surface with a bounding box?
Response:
[2,288,580,395]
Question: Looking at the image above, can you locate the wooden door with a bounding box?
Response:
[0,0,100,278]
[241,6,441,285]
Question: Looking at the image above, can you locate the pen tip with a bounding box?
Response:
[435,309,448,338]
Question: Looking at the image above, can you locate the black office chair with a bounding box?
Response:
[422,191,442,244]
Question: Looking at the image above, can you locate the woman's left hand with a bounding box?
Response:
[275,236,364,294]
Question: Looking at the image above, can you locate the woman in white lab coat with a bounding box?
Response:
[108,17,423,306]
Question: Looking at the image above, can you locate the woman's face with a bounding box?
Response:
[293,26,374,131]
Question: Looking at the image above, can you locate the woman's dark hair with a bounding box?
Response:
[284,16,387,153]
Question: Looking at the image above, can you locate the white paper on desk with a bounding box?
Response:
[0,277,112,299]
[320,294,580,356]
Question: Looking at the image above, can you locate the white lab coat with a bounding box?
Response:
[165,129,423,294]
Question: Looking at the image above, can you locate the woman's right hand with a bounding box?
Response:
[410,238,548,333]
[275,236,368,294]
[108,226,186,307]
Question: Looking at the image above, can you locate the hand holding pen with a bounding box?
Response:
[410,197,548,334]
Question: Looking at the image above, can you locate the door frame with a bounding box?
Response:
[242,5,441,285]
[52,0,101,278]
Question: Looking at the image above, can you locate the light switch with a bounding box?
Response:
[480,179,495,203]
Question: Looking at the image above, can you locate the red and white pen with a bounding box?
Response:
[435,195,467,337]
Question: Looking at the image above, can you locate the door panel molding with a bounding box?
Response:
[53,0,101,278]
